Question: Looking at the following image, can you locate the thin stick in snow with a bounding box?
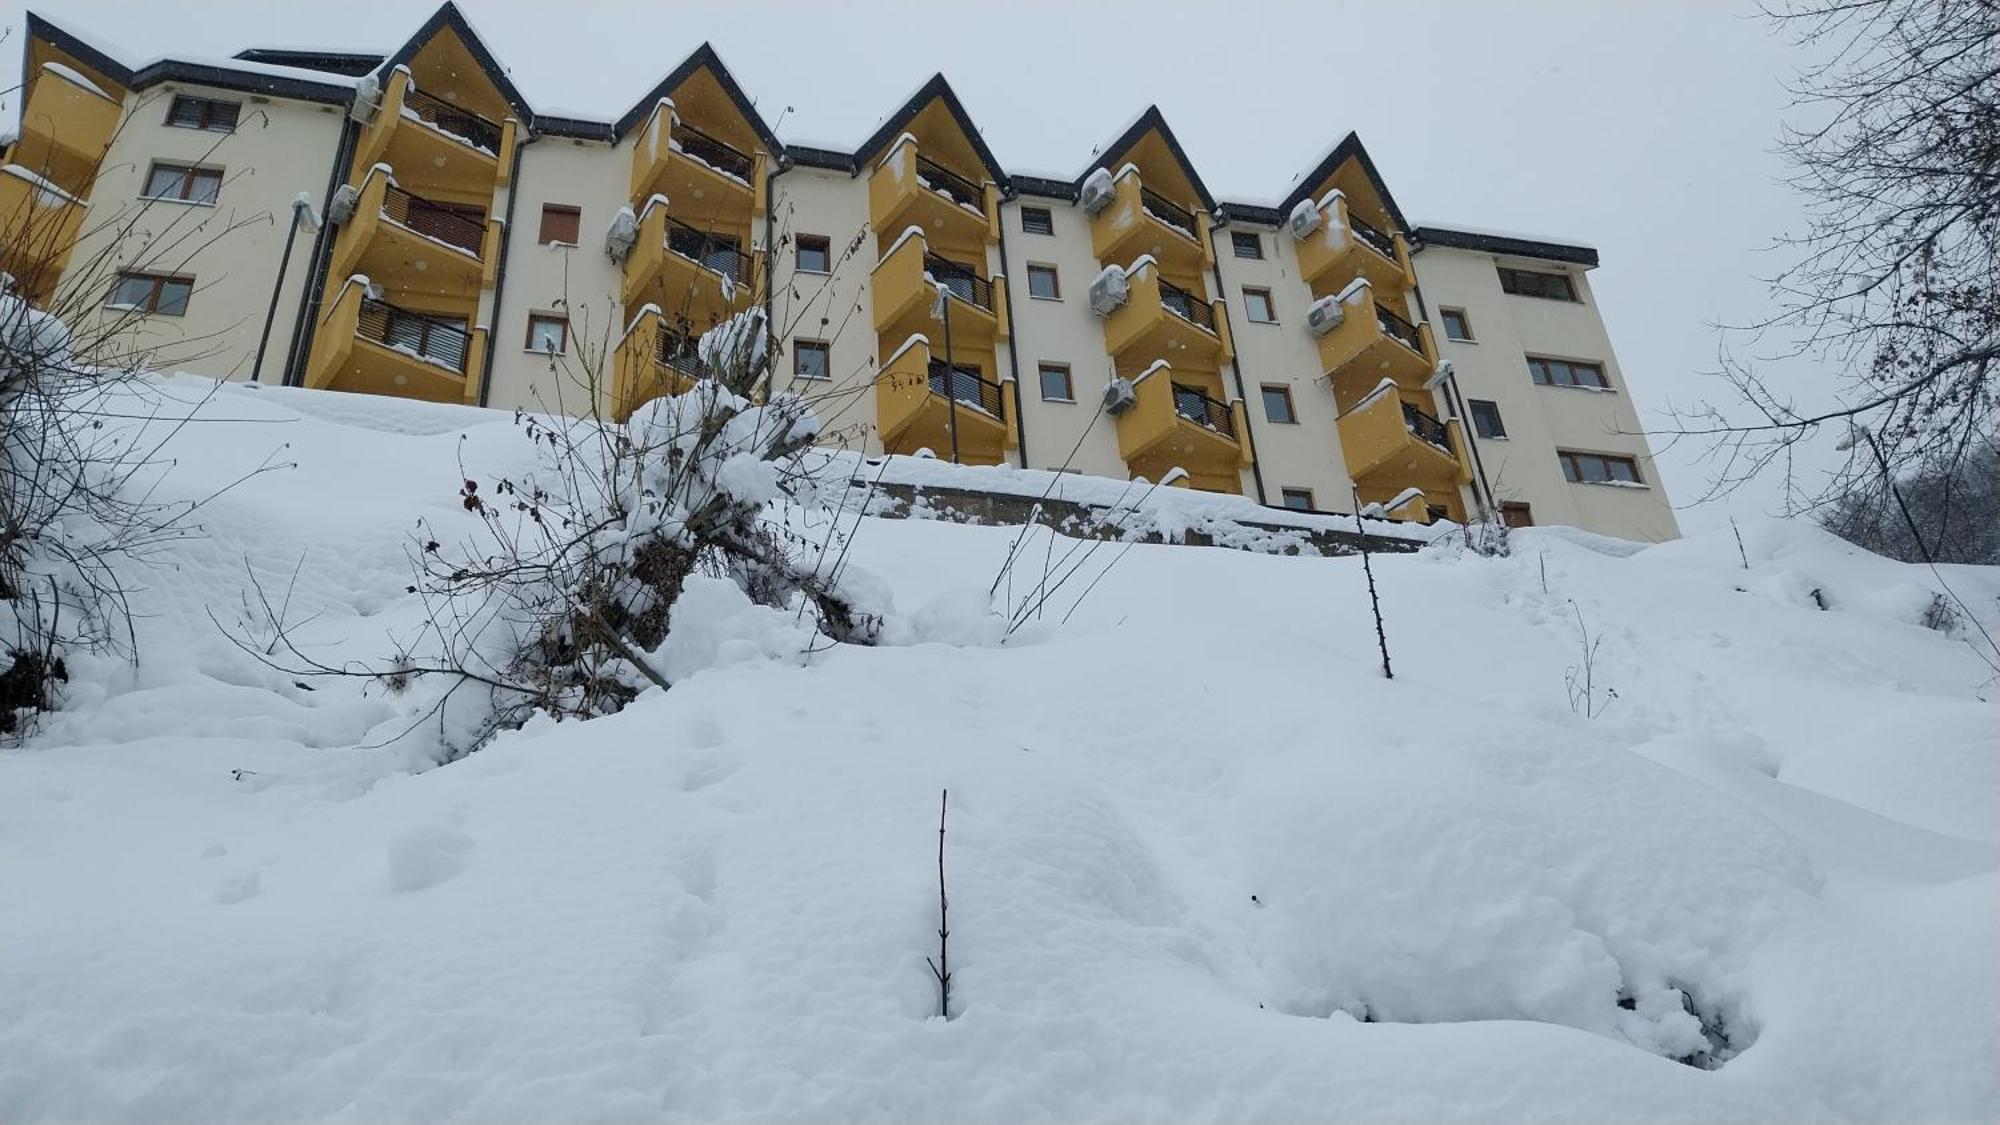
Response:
[1352,489,1393,680]
[925,788,952,1020]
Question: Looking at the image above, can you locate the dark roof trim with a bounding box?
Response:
[1278,132,1410,234]
[234,48,385,77]
[782,145,854,173]
[535,115,616,142]
[1218,200,1283,226]
[381,2,534,122]
[1012,174,1077,202]
[24,11,135,88]
[610,42,781,152]
[1415,226,1599,268]
[1078,106,1216,213]
[25,13,352,105]
[850,73,1009,187]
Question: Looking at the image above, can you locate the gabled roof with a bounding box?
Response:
[1077,106,1216,214]
[850,74,1008,186]
[24,11,133,88]
[379,2,533,122]
[611,42,780,152]
[1279,132,1410,234]
[23,11,356,105]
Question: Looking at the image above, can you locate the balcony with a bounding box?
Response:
[306,276,486,404]
[13,62,121,198]
[1293,190,1412,296]
[1088,167,1210,279]
[1101,259,1231,368]
[1112,363,1247,493]
[875,334,1014,464]
[1335,385,1470,491]
[870,227,1004,345]
[354,68,516,197]
[329,168,498,301]
[1312,281,1437,407]
[621,198,756,331]
[611,304,712,420]
[0,164,87,301]
[629,99,761,221]
[869,135,992,258]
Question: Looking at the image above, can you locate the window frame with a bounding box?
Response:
[1468,398,1508,439]
[524,313,569,355]
[164,94,240,133]
[793,339,831,380]
[1242,286,1277,324]
[1231,231,1263,260]
[1500,501,1535,528]
[1260,383,1297,424]
[1439,306,1474,342]
[1025,262,1061,300]
[141,161,222,205]
[1527,355,1612,390]
[1279,487,1315,511]
[1497,266,1579,302]
[537,204,581,246]
[1558,450,1644,486]
[1019,206,1054,236]
[795,233,831,274]
[105,272,193,316]
[1037,362,1074,403]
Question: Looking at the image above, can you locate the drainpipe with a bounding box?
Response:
[281,114,360,387]
[1205,213,1269,504]
[477,126,532,408]
[993,185,1029,468]
[765,154,787,399]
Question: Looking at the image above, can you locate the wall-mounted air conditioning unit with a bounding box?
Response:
[1305,295,1344,337]
[1079,168,1116,216]
[1287,198,1321,241]
[327,183,359,225]
[349,74,382,124]
[1102,376,1136,414]
[1088,265,1129,317]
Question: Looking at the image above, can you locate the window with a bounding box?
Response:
[796,234,831,274]
[141,162,222,205]
[105,272,192,315]
[538,204,580,246]
[1243,287,1277,324]
[1528,356,1611,390]
[1231,231,1263,259]
[1500,501,1534,528]
[1497,266,1578,302]
[525,314,568,355]
[1440,307,1474,342]
[1260,384,1296,424]
[1558,450,1643,485]
[793,340,830,380]
[1020,206,1054,236]
[1026,263,1060,300]
[1038,362,1073,402]
[165,95,240,133]
[1280,488,1315,511]
[1468,399,1507,439]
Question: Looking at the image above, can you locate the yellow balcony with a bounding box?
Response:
[14,62,120,198]
[1293,190,1413,295]
[1312,282,1437,409]
[620,197,755,334]
[870,228,1003,348]
[875,334,1014,465]
[1113,362,1247,493]
[329,166,494,303]
[629,99,762,222]
[1335,386,1471,492]
[1088,167,1210,280]
[306,276,485,404]
[868,136,993,259]
[354,68,513,199]
[0,164,87,300]
[611,304,709,421]
[1102,259,1231,368]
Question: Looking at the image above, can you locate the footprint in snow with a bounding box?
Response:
[215,871,261,904]
[386,823,474,892]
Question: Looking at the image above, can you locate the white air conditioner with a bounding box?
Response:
[1287,197,1321,241]
[1079,168,1116,216]
[349,73,382,124]
[1305,294,1344,337]
[1102,376,1137,415]
[1088,265,1129,318]
[327,183,360,225]
[604,207,638,264]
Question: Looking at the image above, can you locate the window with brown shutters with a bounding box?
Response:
[165,95,240,133]
[538,204,581,246]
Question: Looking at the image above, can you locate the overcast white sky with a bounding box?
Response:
[5,0,1844,530]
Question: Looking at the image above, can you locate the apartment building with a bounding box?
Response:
[3,4,1680,541]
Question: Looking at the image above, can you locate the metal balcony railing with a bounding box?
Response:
[358,297,470,372]
[1376,304,1424,354]
[924,253,993,312]
[1350,214,1398,261]
[381,183,485,256]
[664,217,753,286]
[915,154,983,213]
[676,123,754,183]
[1172,384,1237,439]
[402,88,503,155]
[657,331,710,379]
[1141,186,1198,240]
[926,360,1005,416]
[1402,401,1453,454]
[1159,279,1217,334]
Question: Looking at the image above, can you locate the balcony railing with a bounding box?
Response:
[1159,279,1217,334]
[916,155,983,214]
[1402,401,1452,454]
[665,217,753,286]
[1141,186,1198,241]
[926,360,1005,416]
[1376,304,1424,355]
[657,331,710,379]
[677,123,754,183]
[924,253,993,312]
[358,297,471,372]
[1350,214,1398,261]
[381,184,486,256]
[402,88,503,155]
[1173,384,1237,439]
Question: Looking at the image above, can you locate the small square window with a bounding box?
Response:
[1231,231,1263,259]
[1468,399,1507,439]
[1243,287,1277,324]
[1280,487,1315,511]
[525,314,568,355]
[794,340,831,379]
[106,272,192,316]
[1026,263,1060,300]
[1260,384,1296,424]
[796,234,831,273]
[538,205,581,246]
[1038,362,1073,402]
[1500,501,1534,528]
[1440,307,1474,342]
[1020,206,1054,236]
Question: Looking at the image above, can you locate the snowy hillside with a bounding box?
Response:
[3,375,1996,1122]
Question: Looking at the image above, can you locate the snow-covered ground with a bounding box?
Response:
[3,376,1995,1122]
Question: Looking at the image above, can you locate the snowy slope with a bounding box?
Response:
[3,376,1995,1122]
